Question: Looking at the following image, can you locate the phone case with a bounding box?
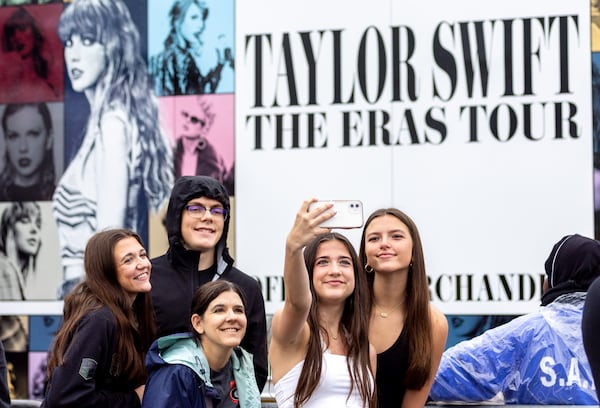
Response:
[309,200,364,229]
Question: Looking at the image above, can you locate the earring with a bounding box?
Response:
[365,264,374,273]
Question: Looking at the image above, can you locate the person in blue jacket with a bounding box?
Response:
[142,280,260,408]
[428,233,600,405]
[150,176,267,391]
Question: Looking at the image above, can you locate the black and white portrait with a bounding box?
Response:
[0,202,61,300]
[54,0,173,298]
[0,102,63,202]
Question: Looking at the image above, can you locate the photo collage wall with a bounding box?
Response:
[0,0,598,401]
[0,0,234,399]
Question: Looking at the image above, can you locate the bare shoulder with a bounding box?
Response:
[429,303,449,336]
[269,308,310,383]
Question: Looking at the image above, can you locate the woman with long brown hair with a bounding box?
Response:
[359,208,448,408]
[42,229,155,407]
[270,199,376,408]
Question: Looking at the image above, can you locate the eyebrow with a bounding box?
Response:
[119,249,144,263]
[211,303,244,309]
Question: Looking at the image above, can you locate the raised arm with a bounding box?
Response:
[269,199,334,382]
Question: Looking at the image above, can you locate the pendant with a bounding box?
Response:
[379,312,388,318]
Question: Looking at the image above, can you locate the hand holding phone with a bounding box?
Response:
[308,200,364,229]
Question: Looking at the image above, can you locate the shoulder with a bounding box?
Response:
[429,304,448,331]
[150,254,172,279]
[97,109,130,145]
[81,307,117,328]
[72,307,119,341]
[428,303,449,344]
[99,108,128,130]
[224,267,261,291]
[0,256,18,273]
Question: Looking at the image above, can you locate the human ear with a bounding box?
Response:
[191,313,204,335]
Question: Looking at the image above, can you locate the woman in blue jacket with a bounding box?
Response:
[142,280,260,408]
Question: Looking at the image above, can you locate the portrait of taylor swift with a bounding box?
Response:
[55,0,172,298]
[0,3,64,103]
[0,202,62,300]
[0,102,64,202]
[148,0,235,96]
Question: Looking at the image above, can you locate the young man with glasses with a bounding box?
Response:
[150,175,268,391]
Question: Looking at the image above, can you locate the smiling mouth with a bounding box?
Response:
[134,272,148,280]
[196,227,215,233]
[222,328,240,333]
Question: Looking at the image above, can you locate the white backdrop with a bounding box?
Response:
[235,0,594,314]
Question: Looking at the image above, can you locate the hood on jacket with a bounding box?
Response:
[165,176,233,271]
[541,234,600,306]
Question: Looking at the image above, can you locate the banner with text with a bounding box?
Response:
[235,0,593,314]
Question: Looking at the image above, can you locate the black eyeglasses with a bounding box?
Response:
[181,111,206,128]
[185,204,228,219]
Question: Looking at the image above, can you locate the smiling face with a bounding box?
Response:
[311,239,356,304]
[364,214,413,274]
[13,208,41,257]
[113,236,151,301]
[192,290,247,351]
[180,196,225,254]
[63,33,107,93]
[4,105,51,186]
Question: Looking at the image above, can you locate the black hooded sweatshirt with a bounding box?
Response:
[150,176,268,391]
[541,233,600,306]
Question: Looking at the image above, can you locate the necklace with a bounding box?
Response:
[325,322,340,340]
[374,302,402,318]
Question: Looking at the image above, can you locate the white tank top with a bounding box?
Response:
[273,349,369,408]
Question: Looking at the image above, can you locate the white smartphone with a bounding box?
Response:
[309,200,364,229]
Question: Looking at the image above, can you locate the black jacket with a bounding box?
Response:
[41,307,141,407]
[150,176,268,391]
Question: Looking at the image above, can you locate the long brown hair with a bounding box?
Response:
[359,208,432,389]
[47,229,156,384]
[295,232,375,408]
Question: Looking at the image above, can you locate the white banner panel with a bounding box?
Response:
[235,0,593,315]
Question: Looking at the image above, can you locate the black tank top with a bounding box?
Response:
[376,326,409,407]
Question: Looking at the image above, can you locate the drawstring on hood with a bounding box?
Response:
[541,234,600,306]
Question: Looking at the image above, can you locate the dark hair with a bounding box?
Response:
[359,208,433,389]
[165,0,209,50]
[2,7,49,79]
[295,232,375,408]
[0,103,55,199]
[47,229,156,385]
[190,280,246,343]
